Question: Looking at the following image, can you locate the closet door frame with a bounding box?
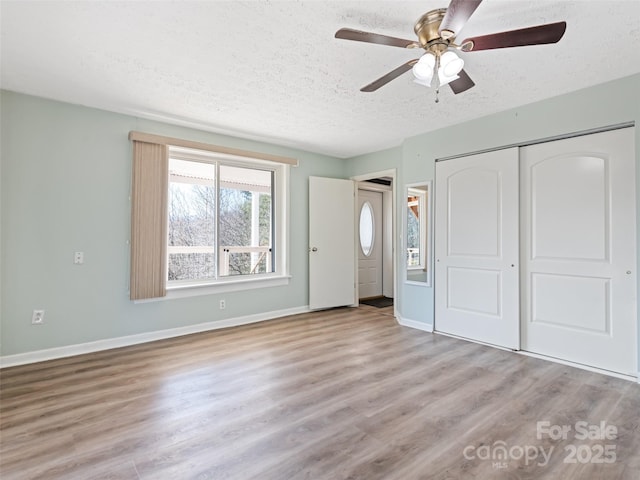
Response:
[433,123,637,376]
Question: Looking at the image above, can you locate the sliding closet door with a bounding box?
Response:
[521,128,637,375]
[435,148,520,349]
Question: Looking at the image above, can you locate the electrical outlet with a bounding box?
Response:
[219,299,226,310]
[32,310,45,325]
[74,251,84,265]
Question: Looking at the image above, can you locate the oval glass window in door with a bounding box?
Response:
[359,201,374,256]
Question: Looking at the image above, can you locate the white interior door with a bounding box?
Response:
[309,176,355,310]
[358,189,383,299]
[435,148,520,349]
[521,128,637,375]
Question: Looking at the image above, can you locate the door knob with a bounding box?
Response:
[310,247,318,252]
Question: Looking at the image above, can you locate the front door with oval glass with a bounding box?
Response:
[358,189,383,299]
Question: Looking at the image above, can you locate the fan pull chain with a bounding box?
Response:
[434,54,441,103]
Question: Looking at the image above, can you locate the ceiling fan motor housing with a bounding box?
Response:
[414,8,451,53]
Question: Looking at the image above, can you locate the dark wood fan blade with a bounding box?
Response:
[439,0,483,38]
[449,69,475,94]
[461,21,567,51]
[361,60,416,92]
[335,28,417,48]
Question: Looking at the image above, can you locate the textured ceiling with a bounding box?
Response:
[2,1,639,158]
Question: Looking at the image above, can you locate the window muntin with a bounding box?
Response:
[167,149,283,288]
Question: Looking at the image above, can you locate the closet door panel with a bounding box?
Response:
[435,148,520,349]
[521,128,637,375]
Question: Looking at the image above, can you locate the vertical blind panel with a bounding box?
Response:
[130,141,168,300]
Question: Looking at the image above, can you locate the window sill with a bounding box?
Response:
[134,275,291,303]
[168,274,292,297]
[405,280,432,287]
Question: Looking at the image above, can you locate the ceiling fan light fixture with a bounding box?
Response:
[413,77,432,87]
[412,52,436,81]
[438,70,460,86]
[440,50,464,77]
[412,63,432,81]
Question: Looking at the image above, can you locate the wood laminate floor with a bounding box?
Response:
[1,307,639,480]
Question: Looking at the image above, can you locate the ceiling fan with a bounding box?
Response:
[335,0,567,101]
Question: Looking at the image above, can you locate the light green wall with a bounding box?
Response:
[0,91,346,356]
[347,146,402,178]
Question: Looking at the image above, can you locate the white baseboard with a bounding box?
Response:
[435,330,514,352]
[0,306,310,368]
[396,315,434,333]
[517,350,639,383]
[433,331,639,382]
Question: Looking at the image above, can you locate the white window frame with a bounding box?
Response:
[164,146,290,298]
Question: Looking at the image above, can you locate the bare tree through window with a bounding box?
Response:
[167,159,273,282]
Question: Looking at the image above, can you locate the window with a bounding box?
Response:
[167,147,286,289]
[129,131,295,301]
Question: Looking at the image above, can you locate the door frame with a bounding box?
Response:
[351,169,397,316]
